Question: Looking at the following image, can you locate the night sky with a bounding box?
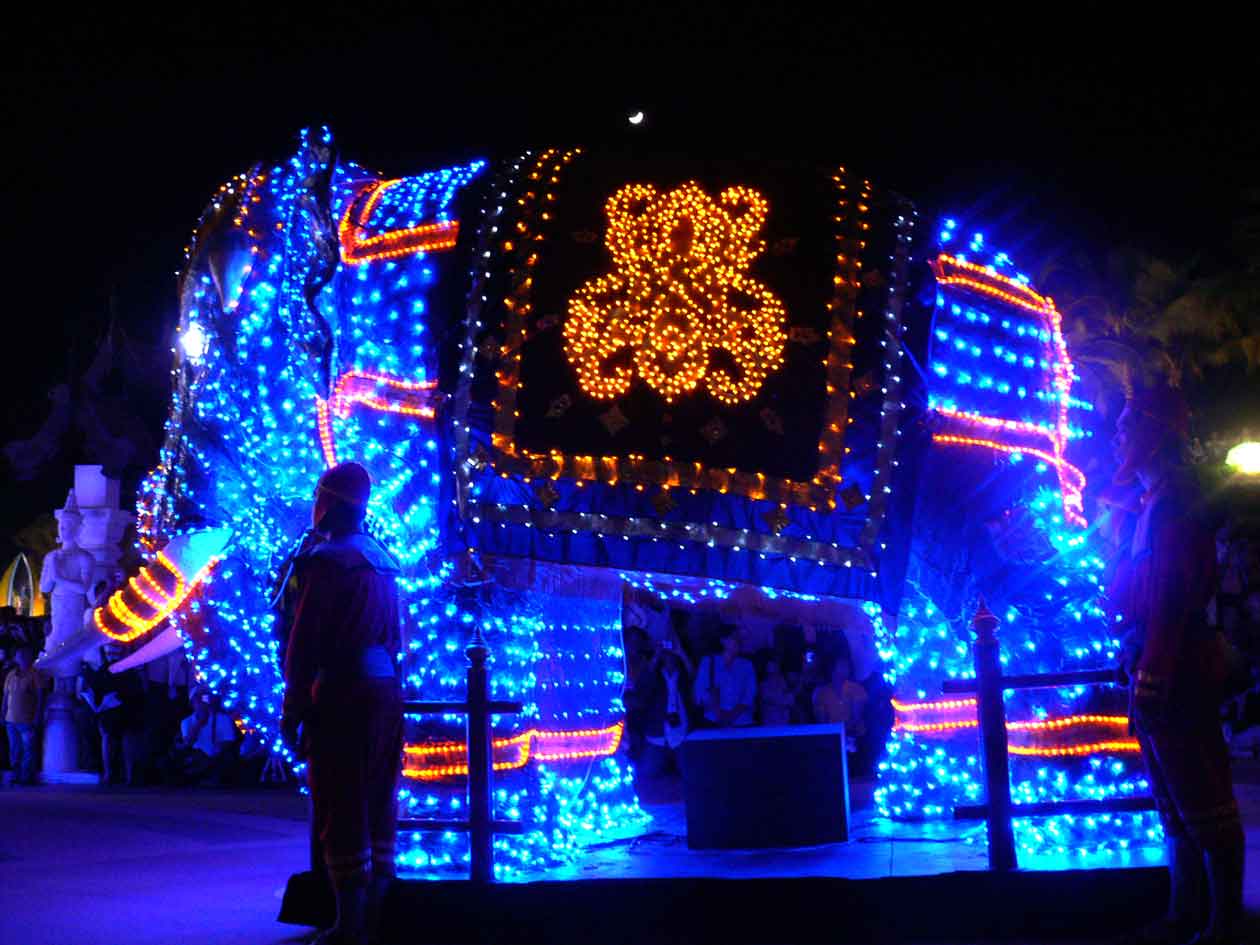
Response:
[3,5,1256,535]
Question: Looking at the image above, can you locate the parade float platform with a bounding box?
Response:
[279,786,1169,943]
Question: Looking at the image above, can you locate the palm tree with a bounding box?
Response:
[1040,216,1260,429]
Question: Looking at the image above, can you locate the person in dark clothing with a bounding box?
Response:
[282,462,403,945]
[620,625,656,760]
[637,633,695,777]
[80,653,126,785]
[856,667,895,778]
[1109,387,1244,945]
[84,651,147,786]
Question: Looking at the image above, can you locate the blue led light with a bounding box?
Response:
[875,217,1160,858]
[140,132,647,878]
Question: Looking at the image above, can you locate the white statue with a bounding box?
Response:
[38,491,98,675]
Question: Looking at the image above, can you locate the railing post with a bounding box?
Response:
[973,597,1017,871]
[465,626,494,883]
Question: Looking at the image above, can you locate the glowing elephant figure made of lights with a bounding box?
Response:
[103,130,644,875]
[100,129,1115,870]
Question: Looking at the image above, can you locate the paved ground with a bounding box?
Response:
[2,775,1260,944]
[0,785,313,945]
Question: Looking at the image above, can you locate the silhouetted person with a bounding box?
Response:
[1109,387,1243,945]
[282,462,402,945]
[3,645,44,785]
[812,656,867,733]
[758,658,793,726]
[694,625,755,728]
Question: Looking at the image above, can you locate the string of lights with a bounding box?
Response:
[564,182,787,404]
[457,162,912,585]
[140,133,647,879]
[402,722,625,780]
[875,218,1159,857]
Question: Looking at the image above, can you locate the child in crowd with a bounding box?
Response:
[758,658,793,726]
[812,656,868,736]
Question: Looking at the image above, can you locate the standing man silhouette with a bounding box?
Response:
[1110,388,1243,945]
[282,462,402,945]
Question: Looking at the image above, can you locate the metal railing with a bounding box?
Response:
[398,627,523,883]
[943,601,1153,870]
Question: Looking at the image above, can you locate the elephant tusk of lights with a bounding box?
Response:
[106,627,186,674]
[93,527,233,645]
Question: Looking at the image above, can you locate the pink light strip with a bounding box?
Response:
[933,433,1086,525]
[316,371,441,467]
[931,255,1085,527]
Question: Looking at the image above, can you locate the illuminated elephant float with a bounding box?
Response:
[97,128,1142,872]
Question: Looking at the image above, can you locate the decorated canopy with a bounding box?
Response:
[448,150,929,606]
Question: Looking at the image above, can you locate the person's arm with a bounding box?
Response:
[181,711,204,750]
[1136,510,1210,692]
[676,647,695,679]
[281,558,332,741]
[667,626,695,678]
[46,555,91,598]
[845,682,868,731]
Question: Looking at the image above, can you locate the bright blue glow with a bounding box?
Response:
[876,217,1159,859]
[142,131,646,878]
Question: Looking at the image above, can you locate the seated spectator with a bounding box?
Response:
[694,625,756,728]
[758,658,793,726]
[173,684,241,785]
[2,645,45,785]
[812,656,868,736]
[235,726,274,785]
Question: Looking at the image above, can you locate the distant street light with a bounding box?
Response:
[1226,441,1260,475]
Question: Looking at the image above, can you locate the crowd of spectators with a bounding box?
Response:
[622,609,893,781]
[1,608,269,788]
[1213,525,1260,748]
